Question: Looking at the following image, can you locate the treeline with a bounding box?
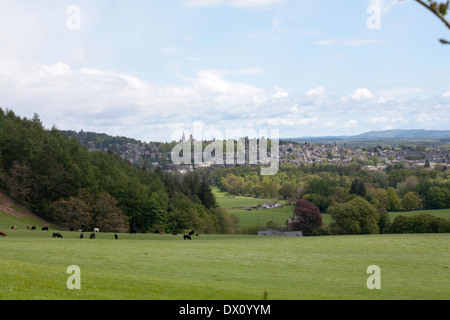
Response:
[0,109,238,234]
[210,162,450,213]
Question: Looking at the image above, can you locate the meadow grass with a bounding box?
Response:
[213,187,450,229]
[0,229,448,300]
[1,190,449,300]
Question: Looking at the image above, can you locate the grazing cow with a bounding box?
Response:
[11,226,18,230]
[130,229,137,234]
[196,233,199,237]
[42,227,49,231]
[188,230,195,236]
[0,232,7,237]
[26,226,31,230]
[184,235,192,240]
[90,233,95,239]
[114,234,118,240]
[80,233,84,239]
[52,232,63,238]
[31,226,36,230]
[93,228,99,233]
[172,232,178,235]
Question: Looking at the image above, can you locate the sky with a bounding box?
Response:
[0,0,449,142]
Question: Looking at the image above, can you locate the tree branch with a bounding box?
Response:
[415,0,450,29]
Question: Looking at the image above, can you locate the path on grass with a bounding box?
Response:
[0,192,50,226]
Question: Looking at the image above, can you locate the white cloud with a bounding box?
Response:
[0,58,273,139]
[306,86,326,97]
[344,120,358,128]
[351,88,375,101]
[1,56,449,142]
[273,86,288,99]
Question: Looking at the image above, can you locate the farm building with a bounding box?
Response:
[261,202,282,209]
[258,228,303,237]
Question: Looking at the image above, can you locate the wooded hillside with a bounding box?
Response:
[0,109,238,234]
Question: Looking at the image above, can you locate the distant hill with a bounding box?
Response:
[353,129,450,139]
[286,129,450,145]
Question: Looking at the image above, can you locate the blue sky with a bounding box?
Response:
[0,0,449,142]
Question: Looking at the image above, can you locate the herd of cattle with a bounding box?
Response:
[0,226,199,240]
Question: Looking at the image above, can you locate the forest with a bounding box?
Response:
[0,109,238,234]
[209,162,450,212]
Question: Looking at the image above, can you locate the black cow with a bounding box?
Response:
[31,226,36,230]
[129,229,137,234]
[114,234,118,240]
[188,230,195,235]
[90,233,95,239]
[42,227,49,231]
[52,232,63,238]
[80,233,84,239]
[184,235,192,240]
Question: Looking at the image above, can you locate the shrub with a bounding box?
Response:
[389,214,450,234]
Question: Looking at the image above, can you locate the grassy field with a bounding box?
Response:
[0,229,449,300]
[0,190,449,300]
[213,187,450,229]
[213,187,301,229]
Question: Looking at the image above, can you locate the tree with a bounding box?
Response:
[389,213,450,233]
[49,197,93,230]
[198,179,217,209]
[386,187,401,211]
[350,178,367,197]
[328,197,380,235]
[92,193,129,233]
[289,200,323,235]
[6,161,37,204]
[389,215,409,233]
[402,191,421,211]
[31,113,42,126]
[425,186,449,209]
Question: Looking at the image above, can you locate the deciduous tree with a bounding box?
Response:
[289,200,323,235]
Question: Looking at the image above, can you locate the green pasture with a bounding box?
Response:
[213,187,301,229]
[0,190,449,300]
[0,229,448,300]
[213,187,450,229]
[0,209,53,231]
